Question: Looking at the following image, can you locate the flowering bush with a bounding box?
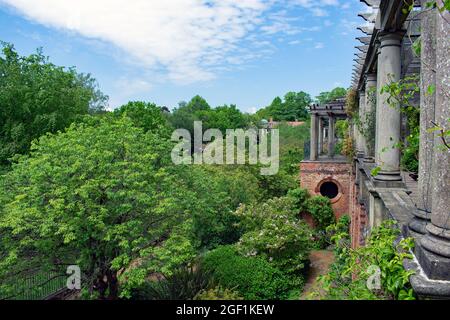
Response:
[234,197,313,280]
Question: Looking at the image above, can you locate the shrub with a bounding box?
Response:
[195,286,243,300]
[202,246,292,300]
[287,188,310,213]
[314,221,416,300]
[130,264,212,300]
[234,197,312,280]
[306,196,335,232]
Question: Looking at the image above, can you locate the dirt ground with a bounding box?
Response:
[300,250,335,300]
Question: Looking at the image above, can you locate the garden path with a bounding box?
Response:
[299,250,334,300]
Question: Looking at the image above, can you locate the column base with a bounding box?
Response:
[356,151,365,158]
[408,208,431,235]
[363,156,375,163]
[416,240,450,280]
[374,170,402,181]
[408,217,429,235]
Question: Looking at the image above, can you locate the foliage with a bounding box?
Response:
[130,264,212,300]
[234,197,313,279]
[345,88,358,118]
[140,222,197,278]
[381,75,420,173]
[278,123,310,175]
[256,91,312,121]
[183,165,260,249]
[316,87,347,104]
[314,221,416,300]
[201,245,293,300]
[335,120,349,155]
[0,117,191,299]
[362,88,376,155]
[306,196,335,232]
[113,101,170,135]
[195,286,243,300]
[401,129,420,173]
[287,188,311,213]
[199,104,249,133]
[341,132,355,159]
[0,42,108,165]
[168,96,249,135]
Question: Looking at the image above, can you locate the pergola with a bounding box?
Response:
[308,98,347,160]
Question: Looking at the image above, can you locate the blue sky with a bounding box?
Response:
[0,0,366,113]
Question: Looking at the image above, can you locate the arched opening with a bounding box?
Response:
[320,181,339,199]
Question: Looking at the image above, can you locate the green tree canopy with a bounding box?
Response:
[0,42,108,165]
[168,96,249,134]
[0,117,191,299]
[256,91,312,121]
[113,101,170,135]
[316,87,347,104]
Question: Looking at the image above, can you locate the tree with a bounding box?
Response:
[316,87,347,104]
[0,117,190,299]
[201,104,248,132]
[0,42,108,165]
[185,95,211,113]
[169,96,248,135]
[255,92,311,121]
[282,91,312,121]
[113,101,169,135]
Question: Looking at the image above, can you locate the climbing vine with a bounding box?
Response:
[361,87,376,157]
[379,75,421,174]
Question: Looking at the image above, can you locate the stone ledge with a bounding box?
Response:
[404,254,450,299]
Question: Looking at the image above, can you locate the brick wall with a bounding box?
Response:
[299,161,351,220]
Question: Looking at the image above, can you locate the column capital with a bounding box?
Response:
[378,31,405,48]
[365,73,377,83]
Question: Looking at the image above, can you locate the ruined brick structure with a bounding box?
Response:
[300,160,350,221]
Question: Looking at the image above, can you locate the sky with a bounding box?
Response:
[0,0,367,113]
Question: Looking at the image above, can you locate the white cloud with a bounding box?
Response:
[1,0,338,86]
[314,42,324,49]
[1,0,272,84]
[291,0,339,16]
[311,8,328,17]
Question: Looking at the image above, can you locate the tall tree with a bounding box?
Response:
[0,43,108,165]
[0,118,190,299]
[316,87,347,104]
[256,92,311,121]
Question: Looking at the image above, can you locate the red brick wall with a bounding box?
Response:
[349,173,367,249]
[299,161,351,221]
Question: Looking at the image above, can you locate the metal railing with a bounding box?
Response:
[0,269,67,300]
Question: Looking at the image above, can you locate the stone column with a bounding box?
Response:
[318,118,324,155]
[328,115,335,158]
[375,45,381,163]
[374,32,403,181]
[363,73,377,162]
[310,113,318,161]
[410,1,436,234]
[357,90,366,158]
[417,4,450,280]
